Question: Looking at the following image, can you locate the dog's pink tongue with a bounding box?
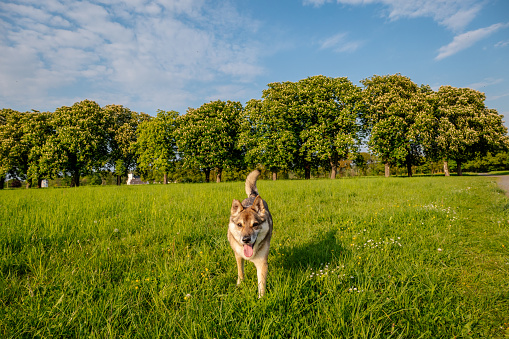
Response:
[244,244,254,257]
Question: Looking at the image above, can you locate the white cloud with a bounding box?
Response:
[304,0,482,31]
[320,33,363,53]
[489,92,509,101]
[469,78,503,90]
[0,0,264,113]
[495,40,509,48]
[435,22,509,60]
[303,0,331,6]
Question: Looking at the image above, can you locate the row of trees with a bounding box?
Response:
[1,74,507,188]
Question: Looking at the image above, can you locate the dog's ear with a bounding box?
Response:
[231,199,244,216]
[251,195,265,214]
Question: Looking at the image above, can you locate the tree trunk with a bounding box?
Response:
[204,169,210,183]
[116,175,122,185]
[71,170,80,187]
[216,168,222,183]
[37,178,42,188]
[272,171,277,181]
[443,161,450,176]
[26,181,31,189]
[330,165,337,179]
[304,162,311,180]
[456,161,463,176]
[330,155,338,179]
[407,161,412,177]
[384,162,390,177]
[0,176,4,189]
[163,172,168,184]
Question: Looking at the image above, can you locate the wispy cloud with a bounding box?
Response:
[469,78,503,90]
[495,40,509,48]
[320,33,363,53]
[435,22,509,60]
[488,92,509,101]
[0,0,264,113]
[304,0,482,31]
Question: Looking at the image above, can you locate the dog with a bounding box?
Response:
[228,170,273,297]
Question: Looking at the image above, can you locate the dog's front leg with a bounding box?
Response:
[253,259,268,298]
[235,253,245,285]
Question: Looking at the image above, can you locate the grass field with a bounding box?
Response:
[1,176,508,338]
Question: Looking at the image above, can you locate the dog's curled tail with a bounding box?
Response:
[245,170,260,197]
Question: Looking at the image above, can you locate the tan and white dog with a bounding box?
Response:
[228,170,273,297]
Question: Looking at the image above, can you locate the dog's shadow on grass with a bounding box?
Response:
[275,230,348,270]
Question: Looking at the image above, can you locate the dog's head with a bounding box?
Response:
[229,195,268,258]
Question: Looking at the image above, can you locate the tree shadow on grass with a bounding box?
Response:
[276,229,349,270]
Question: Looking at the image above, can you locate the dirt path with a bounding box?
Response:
[480,174,509,196]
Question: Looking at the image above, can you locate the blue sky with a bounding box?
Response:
[1,0,508,126]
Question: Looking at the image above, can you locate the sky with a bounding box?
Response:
[1,0,509,125]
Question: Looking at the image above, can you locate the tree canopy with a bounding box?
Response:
[298,75,363,179]
[0,73,507,187]
[241,75,363,179]
[133,110,178,184]
[429,86,509,175]
[39,100,110,187]
[175,100,244,182]
[361,74,434,177]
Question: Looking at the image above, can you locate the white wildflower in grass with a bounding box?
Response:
[437,248,443,252]
[184,294,191,300]
[347,287,363,293]
[114,228,119,233]
[355,236,403,250]
[421,203,457,217]
[308,262,346,280]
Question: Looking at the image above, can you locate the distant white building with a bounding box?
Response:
[127,173,148,185]
[41,179,49,188]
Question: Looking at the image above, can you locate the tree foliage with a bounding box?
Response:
[429,86,508,175]
[133,110,178,184]
[22,111,53,187]
[240,91,299,180]
[361,74,433,177]
[0,74,507,187]
[0,109,26,187]
[175,100,244,182]
[298,76,363,179]
[242,76,363,179]
[39,100,110,187]
[104,105,151,184]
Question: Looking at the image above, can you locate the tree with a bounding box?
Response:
[39,100,110,187]
[431,86,508,175]
[242,80,318,180]
[175,100,244,183]
[133,110,178,184]
[0,109,25,188]
[103,105,151,185]
[242,76,363,180]
[240,98,298,180]
[298,76,364,179]
[361,74,432,177]
[22,111,54,188]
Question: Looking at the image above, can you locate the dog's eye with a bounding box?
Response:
[252,222,259,227]
[237,223,242,228]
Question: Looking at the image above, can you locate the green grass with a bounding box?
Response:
[486,171,509,176]
[1,177,508,338]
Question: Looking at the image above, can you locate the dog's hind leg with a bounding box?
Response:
[253,258,268,298]
[235,253,245,285]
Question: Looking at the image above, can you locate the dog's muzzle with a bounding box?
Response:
[242,236,255,257]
